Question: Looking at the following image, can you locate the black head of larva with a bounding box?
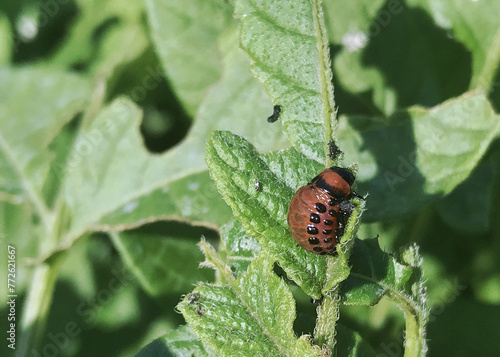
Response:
[330,167,355,187]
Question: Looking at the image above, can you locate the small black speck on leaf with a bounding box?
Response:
[267,105,281,123]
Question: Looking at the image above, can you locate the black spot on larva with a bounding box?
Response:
[324,237,333,243]
[323,229,333,235]
[328,209,338,217]
[310,213,320,223]
[308,237,320,245]
[326,244,334,250]
[315,202,326,213]
[307,225,318,235]
[327,198,337,206]
[324,219,333,226]
[313,247,323,253]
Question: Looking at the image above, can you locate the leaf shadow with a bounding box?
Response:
[345,112,432,222]
[362,2,472,110]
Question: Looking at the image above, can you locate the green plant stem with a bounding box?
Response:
[388,290,427,357]
[17,202,68,356]
[311,0,337,166]
[314,289,339,351]
[16,257,63,356]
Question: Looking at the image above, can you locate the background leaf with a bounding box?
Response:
[436,157,497,234]
[147,0,234,116]
[56,24,288,255]
[46,0,146,70]
[0,12,11,64]
[0,67,91,239]
[338,92,500,221]
[326,1,472,116]
[335,324,377,357]
[110,224,213,299]
[98,171,232,230]
[408,0,500,90]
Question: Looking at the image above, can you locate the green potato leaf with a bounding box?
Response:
[408,0,500,90]
[0,67,91,233]
[147,0,234,115]
[219,219,260,277]
[110,226,213,298]
[206,131,365,299]
[235,0,337,164]
[338,92,500,221]
[178,245,323,357]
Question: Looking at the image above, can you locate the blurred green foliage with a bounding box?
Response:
[1,0,499,356]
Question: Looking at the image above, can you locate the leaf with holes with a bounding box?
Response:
[39,25,288,261]
[147,0,234,115]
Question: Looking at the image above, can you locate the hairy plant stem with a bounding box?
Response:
[311,0,338,167]
[314,289,339,352]
[388,290,427,357]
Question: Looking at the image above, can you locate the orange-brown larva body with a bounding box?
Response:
[287,167,355,255]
